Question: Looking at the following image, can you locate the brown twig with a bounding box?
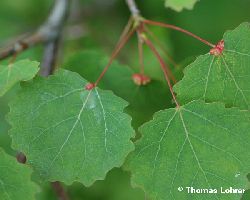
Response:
[0,33,43,61]
[51,182,70,200]
[0,0,70,62]
[39,0,70,76]
[13,0,71,199]
[40,36,61,76]
[39,1,71,200]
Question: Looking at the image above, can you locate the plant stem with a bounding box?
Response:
[40,0,69,75]
[116,16,133,49]
[15,1,71,199]
[125,0,140,17]
[144,38,180,108]
[0,33,43,61]
[145,37,177,83]
[95,28,135,86]
[40,37,60,76]
[0,0,70,61]
[144,25,178,69]
[40,1,71,200]
[144,19,215,48]
[51,181,70,200]
[137,30,144,74]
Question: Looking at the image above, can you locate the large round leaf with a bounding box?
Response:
[8,69,135,186]
[126,101,250,200]
[174,23,250,110]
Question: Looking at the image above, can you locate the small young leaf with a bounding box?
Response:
[0,148,39,200]
[165,0,199,12]
[8,69,135,186]
[126,101,250,200]
[0,59,39,96]
[174,23,250,110]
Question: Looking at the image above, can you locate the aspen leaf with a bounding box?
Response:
[174,23,250,110]
[8,69,135,186]
[126,101,250,200]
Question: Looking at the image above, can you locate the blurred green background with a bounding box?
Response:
[0,0,249,199]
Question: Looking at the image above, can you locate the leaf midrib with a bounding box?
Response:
[47,90,93,171]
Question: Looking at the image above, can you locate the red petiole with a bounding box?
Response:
[143,19,215,48]
[94,28,135,86]
[144,25,179,69]
[87,16,215,108]
[144,38,180,108]
[137,29,145,74]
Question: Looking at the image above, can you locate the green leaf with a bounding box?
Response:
[0,59,39,96]
[165,0,199,12]
[64,50,173,128]
[8,69,135,186]
[125,101,250,200]
[174,23,250,110]
[0,148,39,200]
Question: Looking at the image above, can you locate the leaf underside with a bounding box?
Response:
[0,148,39,200]
[8,69,135,186]
[0,59,39,96]
[165,0,199,12]
[126,100,250,200]
[174,22,250,110]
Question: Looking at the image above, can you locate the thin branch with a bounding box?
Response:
[0,33,43,60]
[144,38,180,108]
[40,0,70,76]
[144,19,215,48]
[125,0,140,17]
[51,182,70,200]
[144,25,179,69]
[13,1,71,200]
[94,28,135,86]
[0,0,70,61]
[40,1,70,199]
[40,37,61,76]
[137,31,144,74]
[39,0,69,42]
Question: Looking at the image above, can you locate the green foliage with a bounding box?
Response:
[36,168,145,200]
[0,88,18,155]
[64,50,173,128]
[165,0,199,12]
[8,69,135,186]
[67,168,145,200]
[0,1,250,199]
[0,148,39,200]
[125,101,250,200]
[174,23,250,110]
[0,59,39,96]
